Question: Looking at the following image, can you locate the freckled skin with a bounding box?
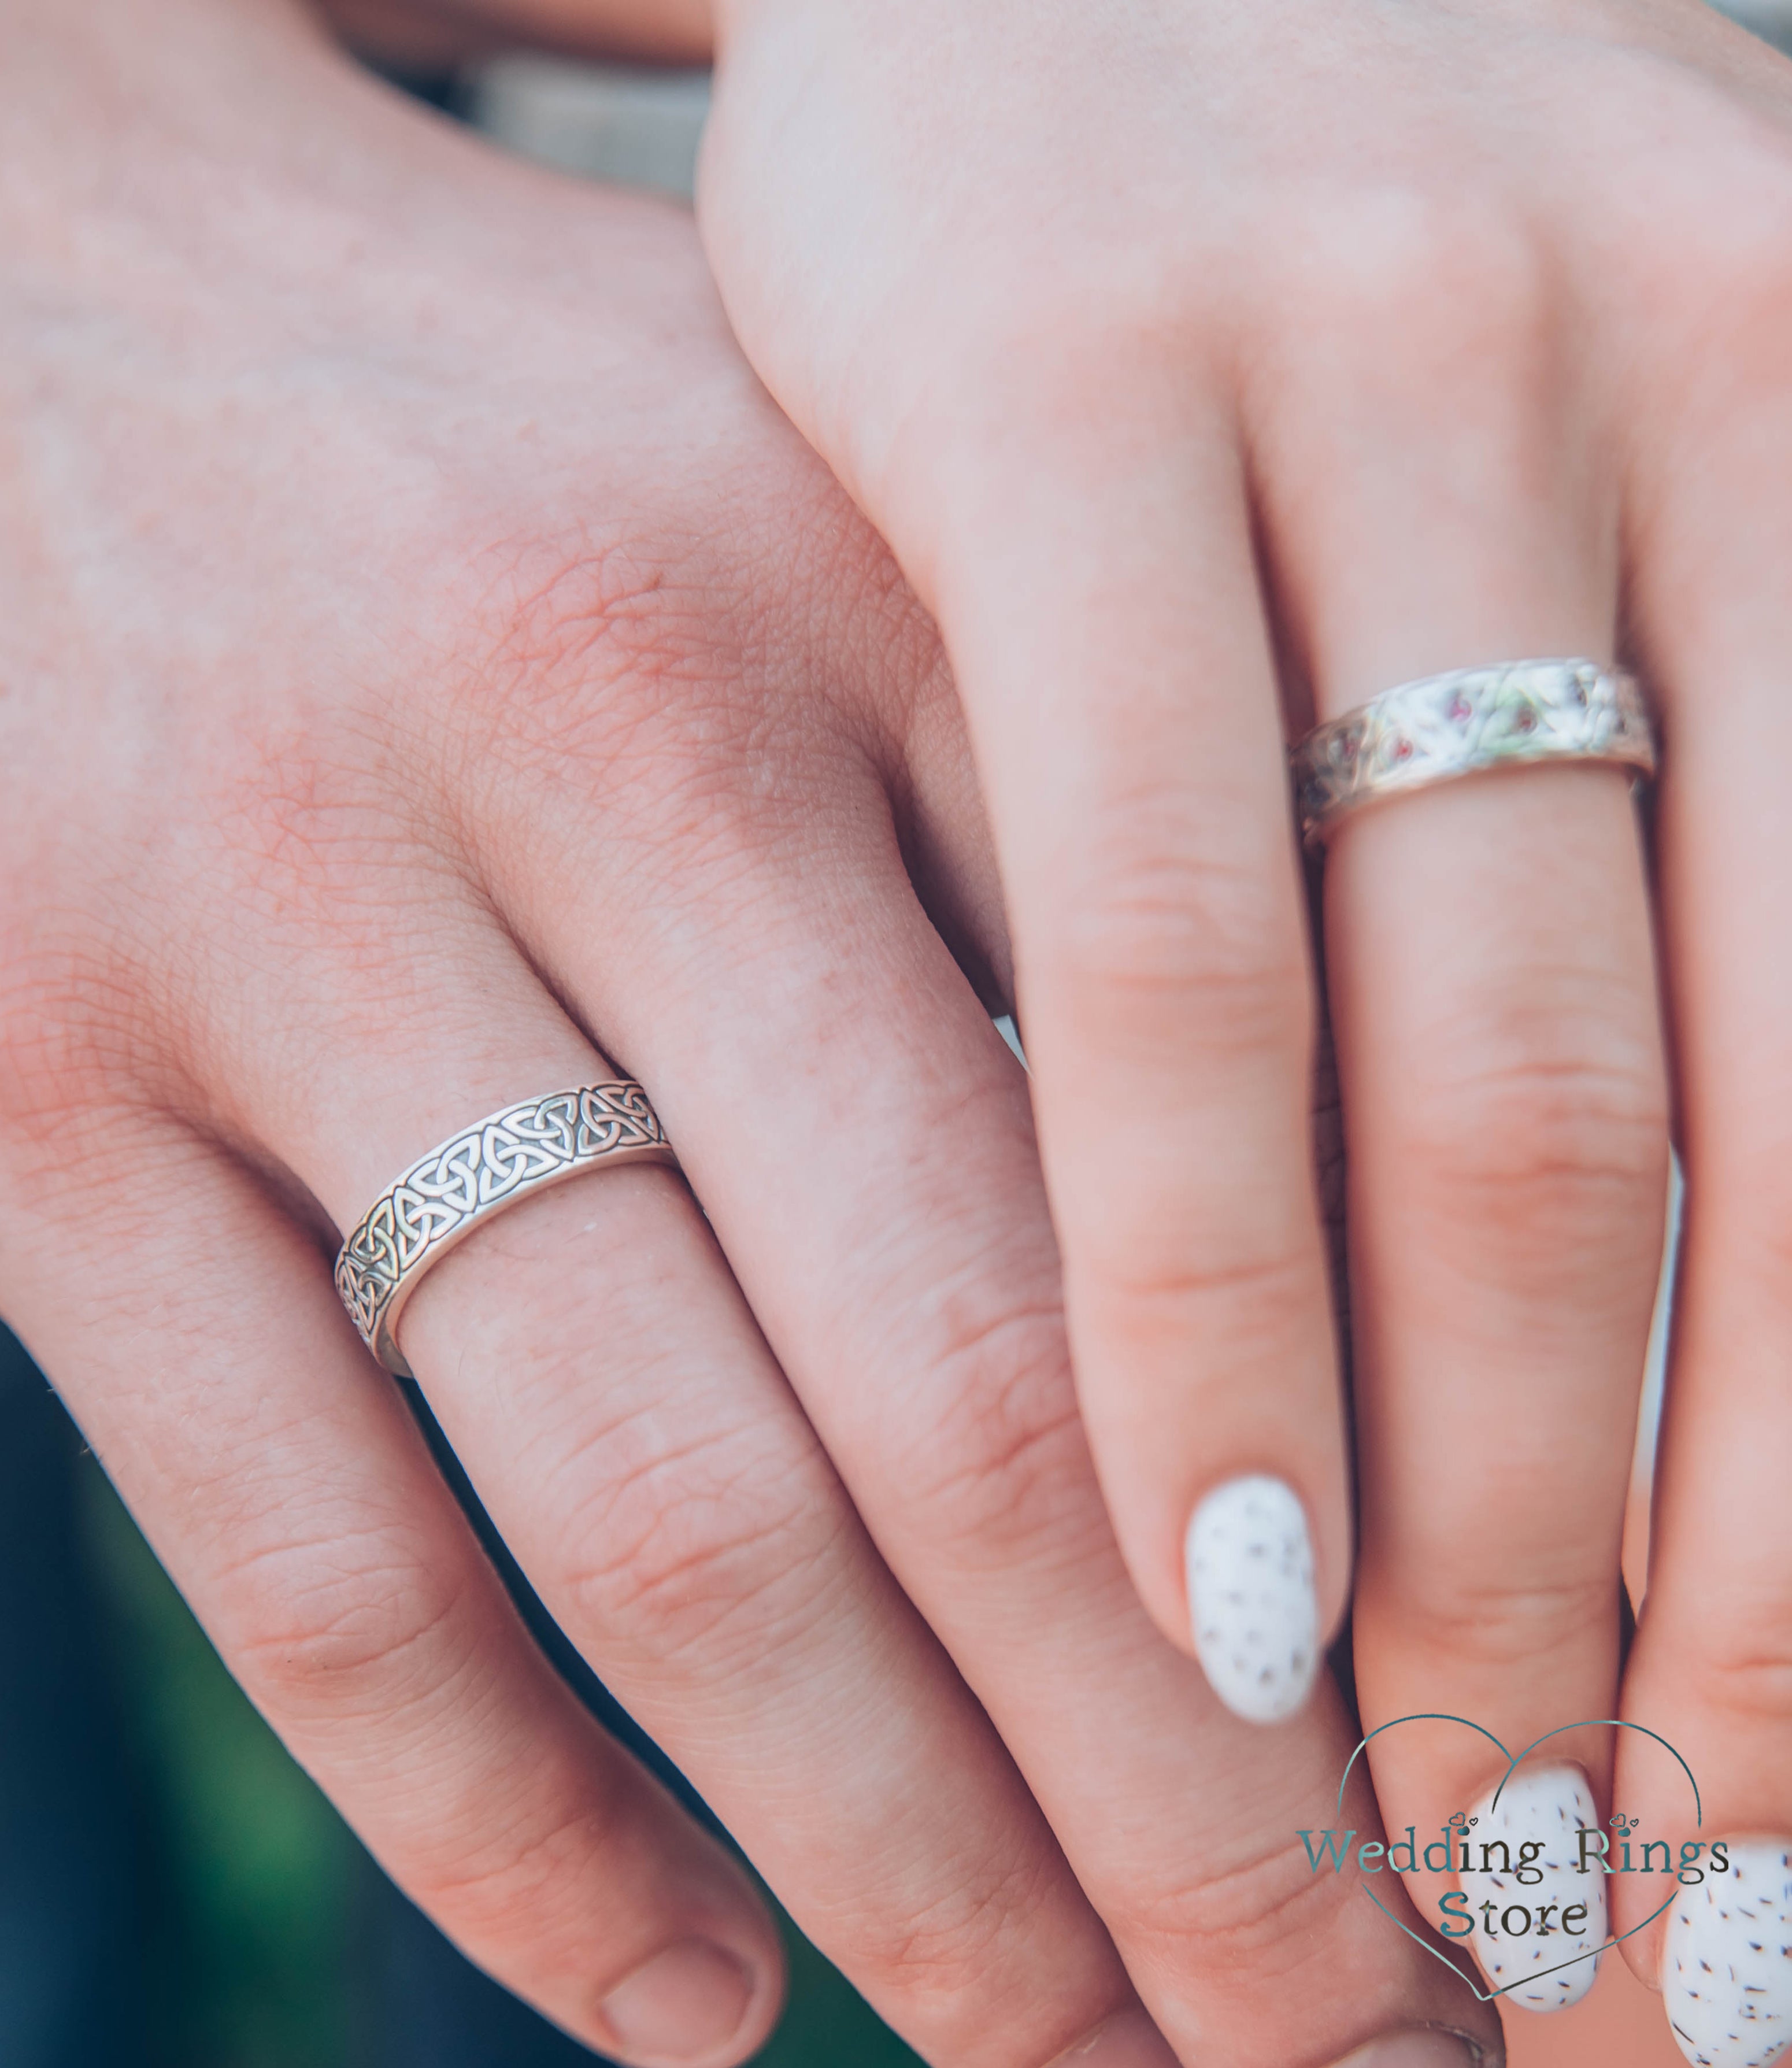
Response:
[1664,1841,1792,2068]
[1459,1764,1605,2012]
[1184,1477,1317,1725]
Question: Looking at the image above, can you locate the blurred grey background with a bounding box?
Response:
[460,0,1792,208]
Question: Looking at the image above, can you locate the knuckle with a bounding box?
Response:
[1296,187,1552,365]
[1647,106,1792,287]
[1391,1564,1617,1673]
[1109,1826,1361,1983]
[1072,1231,1326,1397]
[878,1286,1093,1556]
[223,1529,475,1720]
[0,955,196,1233]
[405,1793,634,1938]
[217,758,419,922]
[1623,200,1792,402]
[461,531,835,871]
[1701,240,1792,374]
[551,1411,845,1667]
[1091,1233,1314,1319]
[221,1527,644,1962]
[0,923,150,1131]
[858,1847,1069,2003]
[1394,1013,1668,1269]
[1050,835,1305,1055]
[469,532,741,770]
[1672,1593,1792,1727]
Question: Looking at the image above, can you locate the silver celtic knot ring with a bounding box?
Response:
[334,1082,679,1375]
[1290,659,1657,847]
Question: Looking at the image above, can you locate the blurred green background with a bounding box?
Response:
[69,1435,924,2068]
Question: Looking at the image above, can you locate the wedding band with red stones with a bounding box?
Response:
[1290,659,1657,847]
[335,1083,679,1377]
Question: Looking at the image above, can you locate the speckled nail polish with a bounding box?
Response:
[1663,1837,1792,2067]
[1183,1474,1318,1723]
[1460,1763,1605,2011]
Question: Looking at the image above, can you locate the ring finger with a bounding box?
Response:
[224,903,1152,2068]
[477,693,1508,2068]
[1249,327,1669,2008]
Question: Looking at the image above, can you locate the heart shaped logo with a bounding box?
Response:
[1317,1715,1703,2003]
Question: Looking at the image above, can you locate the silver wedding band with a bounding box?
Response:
[335,1082,679,1376]
[1290,659,1657,846]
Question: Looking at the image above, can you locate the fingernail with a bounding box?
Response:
[1047,2006,1183,2066]
[1184,1473,1319,1723]
[1662,1836,1792,2067]
[1460,1762,1604,2012]
[597,1938,756,2065]
[1324,2029,1482,2066]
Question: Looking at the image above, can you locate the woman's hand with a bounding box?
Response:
[690,0,1792,2045]
[0,5,1502,2065]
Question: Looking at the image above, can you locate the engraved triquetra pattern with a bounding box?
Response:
[335,1083,675,1366]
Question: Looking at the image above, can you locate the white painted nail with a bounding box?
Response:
[1460,1762,1605,2012]
[1663,1837,1792,2067]
[1184,1474,1318,1723]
